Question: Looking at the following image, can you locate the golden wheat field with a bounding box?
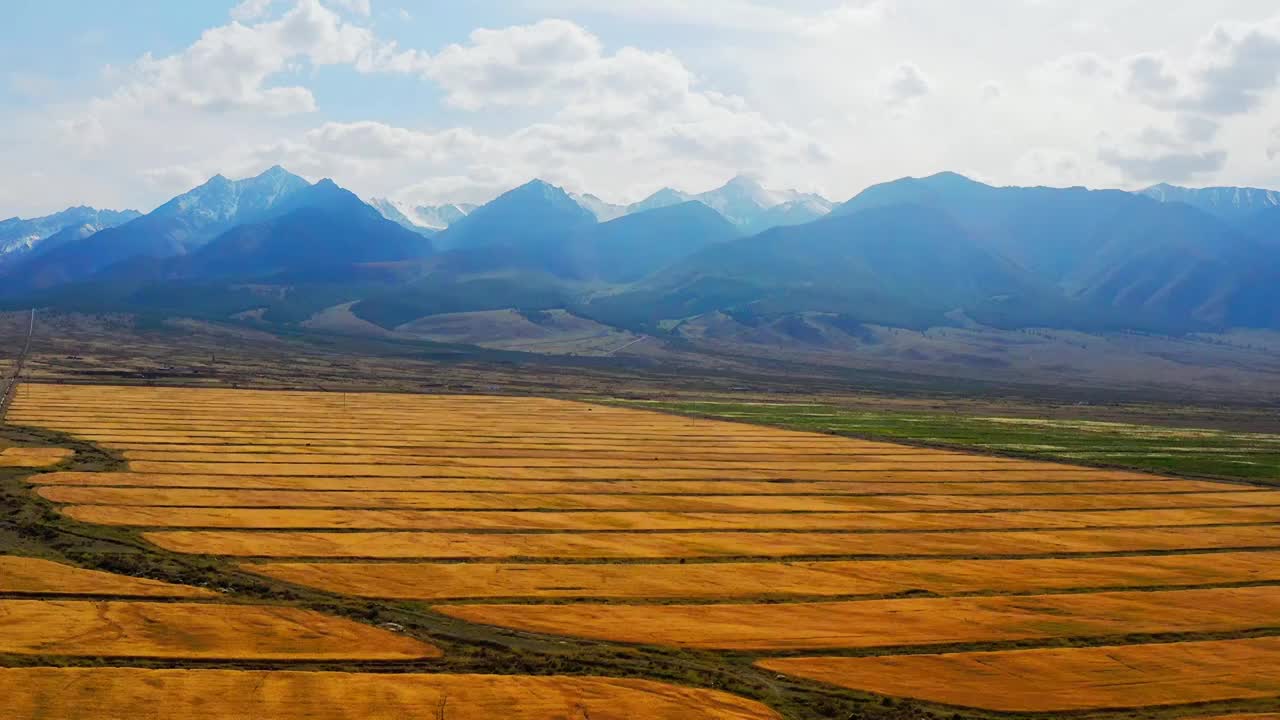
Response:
[64,504,1280,531]
[0,667,781,720]
[0,599,440,660]
[139,525,1280,558]
[756,637,1280,712]
[245,551,1280,600]
[7,383,1280,714]
[0,447,71,467]
[438,585,1280,650]
[0,556,213,597]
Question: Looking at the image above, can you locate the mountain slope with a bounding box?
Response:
[1243,207,1280,247]
[186,180,433,280]
[434,180,596,252]
[1141,183,1280,224]
[410,203,476,230]
[584,204,1078,331]
[833,172,1279,329]
[0,206,140,264]
[572,193,627,222]
[3,166,311,291]
[627,188,692,215]
[623,177,832,233]
[570,201,742,282]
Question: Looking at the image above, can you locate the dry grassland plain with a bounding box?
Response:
[0,667,781,720]
[245,550,1280,600]
[8,383,1280,716]
[0,556,212,597]
[756,637,1280,712]
[0,600,440,660]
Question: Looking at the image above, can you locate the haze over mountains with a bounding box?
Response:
[1,166,1278,352]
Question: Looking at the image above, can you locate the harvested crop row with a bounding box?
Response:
[26,474,1230,496]
[755,637,1280,712]
[36,468,1158,485]
[117,461,1223,482]
[0,556,212,597]
[119,451,1044,471]
[91,438,931,453]
[141,525,1280,559]
[41,486,1280,512]
[0,667,781,720]
[10,412,844,431]
[104,438,952,458]
[0,447,71,467]
[65,505,1280,532]
[246,550,1280,601]
[437,585,1280,650]
[0,600,439,659]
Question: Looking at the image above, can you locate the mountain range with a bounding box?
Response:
[2,167,1277,349]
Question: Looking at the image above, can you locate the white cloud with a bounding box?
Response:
[1014,148,1091,187]
[9,0,1280,217]
[91,0,380,116]
[325,0,371,17]
[231,0,275,21]
[882,62,931,105]
[1098,144,1227,183]
[530,0,888,35]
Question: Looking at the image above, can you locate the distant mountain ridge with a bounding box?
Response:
[5,167,1280,342]
[1141,183,1280,223]
[619,176,834,234]
[368,197,477,231]
[2,166,313,290]
[0,206,140,264]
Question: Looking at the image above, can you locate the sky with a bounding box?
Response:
[3,0,1280,217]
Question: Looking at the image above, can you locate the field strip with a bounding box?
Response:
[64,506,1280,532]
[41,486,1280,512]
[0,667,781,719]
[0,556,213,597]
[116,461,1235,481]
[8,416,868,434]
[118,452,1051,470]
[0,447,72,467]
[86,437,938,452]
[755,637,1280,712]
[26,474,1234,496]
[0,600,439,659]
[35,468,1162,482]
[105,444,963,461]
[436,585,1280,650]
[31,471,1176,491]
[244,550,1280,600]
[140,525,1280,559]
[13,424,893,443]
